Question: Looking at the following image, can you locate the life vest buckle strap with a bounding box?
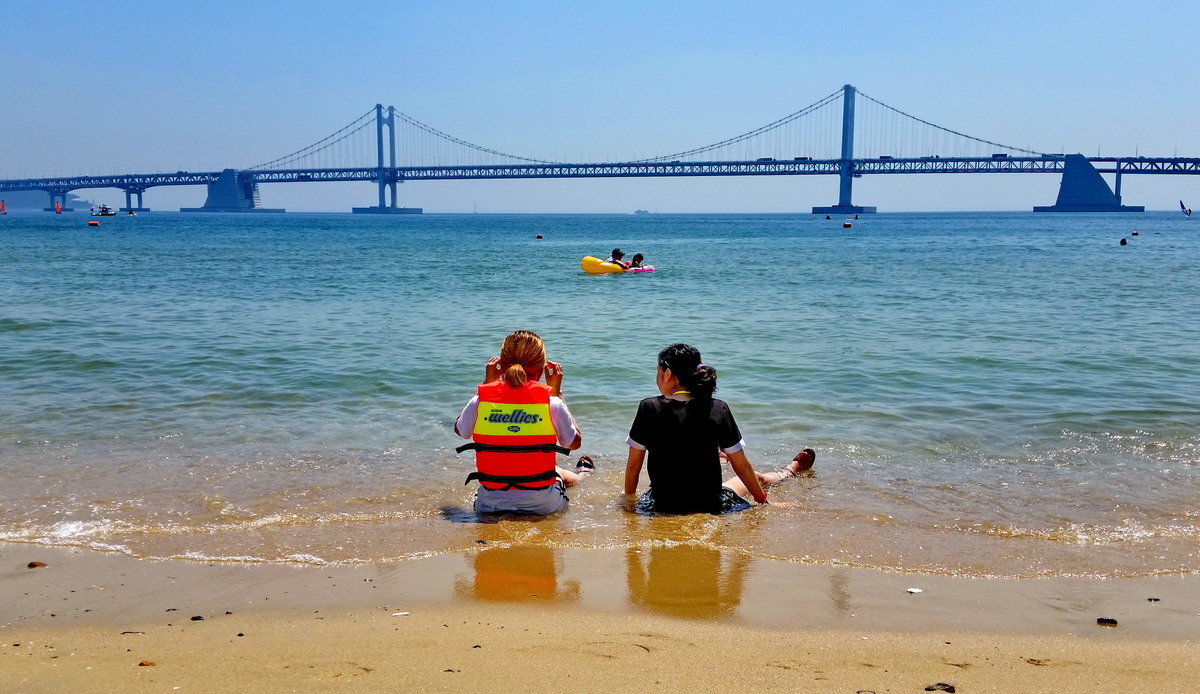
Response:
[455,442,571,456]
[464,470,561,490]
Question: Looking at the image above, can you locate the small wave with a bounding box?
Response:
[0,507,441,545]
[0,317,78,333]
[3,528,1198,579]
[954,519,1200,544]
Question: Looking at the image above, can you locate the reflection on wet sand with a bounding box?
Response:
[625,544,750,619]
[455,545,580,603]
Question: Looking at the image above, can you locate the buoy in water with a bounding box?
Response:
[842,222,852,228]
[1131,230,1139,236]
[87,220,100,227]
[535,234,543,239]
[1119,237,1127,246]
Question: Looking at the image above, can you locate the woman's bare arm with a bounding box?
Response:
[725,449,768,503]
[624,447,647,495]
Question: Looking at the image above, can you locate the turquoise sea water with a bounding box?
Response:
[1,211,1197,577]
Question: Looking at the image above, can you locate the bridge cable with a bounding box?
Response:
[390,110,557,164]
[635,88,844,162]
[247,108,377,170]
[854,90,1045,156]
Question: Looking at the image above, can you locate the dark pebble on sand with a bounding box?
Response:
[166,608,177,612]
[472,645,481,648]
[237,633,244,637]
[1097,617,1118,626]
[1147,598,1160,602]
[27,562,46,569]
[925,684,956,693]
[191,616,204,621]
[225,611,233,614]
[476,540,487,544]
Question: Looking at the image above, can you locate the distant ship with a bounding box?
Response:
[632,209,650,215]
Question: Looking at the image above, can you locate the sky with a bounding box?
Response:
[1,1,1197,212]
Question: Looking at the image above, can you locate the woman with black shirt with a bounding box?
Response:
[623,344,815,514]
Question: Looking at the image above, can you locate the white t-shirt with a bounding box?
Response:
[455,395,579,447]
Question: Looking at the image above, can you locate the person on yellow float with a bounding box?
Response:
[454,330,592,515]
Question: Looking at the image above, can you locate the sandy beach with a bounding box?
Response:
[3,544,1197,693]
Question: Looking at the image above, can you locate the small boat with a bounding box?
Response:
[1181,200,1192,217]
[632,209,650,215]
[90,204,117,217]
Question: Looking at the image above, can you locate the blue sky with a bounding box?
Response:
[1,1,1196,212]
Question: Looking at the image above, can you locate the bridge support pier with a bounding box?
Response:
[1033,154,1144,212]
[43,190,74,212]
[813,84,876,215]
[353,105,423,214]
[352,205,422,214]
[120,187,150,212]
[181,169,284,212]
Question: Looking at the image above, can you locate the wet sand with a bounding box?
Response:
[2,544,1198,692]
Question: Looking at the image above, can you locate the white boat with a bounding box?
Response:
[90,204,117,217]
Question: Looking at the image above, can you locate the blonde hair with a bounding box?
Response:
[498,330,546,387]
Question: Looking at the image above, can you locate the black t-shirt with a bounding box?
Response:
[628,396,743,514]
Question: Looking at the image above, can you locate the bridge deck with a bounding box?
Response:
[2,157,1198,193]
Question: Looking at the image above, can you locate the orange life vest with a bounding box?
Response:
[457,379,566,490]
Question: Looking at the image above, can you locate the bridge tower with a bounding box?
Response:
[813,84,876,215]
[352,104,422,214]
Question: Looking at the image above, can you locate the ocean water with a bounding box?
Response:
[1,210,1197,578]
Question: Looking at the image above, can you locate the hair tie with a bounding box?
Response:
[696,363,706,371]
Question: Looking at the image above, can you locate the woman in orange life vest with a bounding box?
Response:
[454,330,590,514]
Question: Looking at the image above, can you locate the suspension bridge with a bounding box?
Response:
[2,85,1197,214]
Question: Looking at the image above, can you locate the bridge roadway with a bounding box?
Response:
[2,156,1199,195]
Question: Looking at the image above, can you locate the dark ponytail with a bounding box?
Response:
[657,343,717,399]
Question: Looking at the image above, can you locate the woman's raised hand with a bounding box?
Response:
[544,360,564,396]
[484,356,504,383]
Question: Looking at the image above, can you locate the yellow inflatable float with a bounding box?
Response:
[580,256,627,274]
